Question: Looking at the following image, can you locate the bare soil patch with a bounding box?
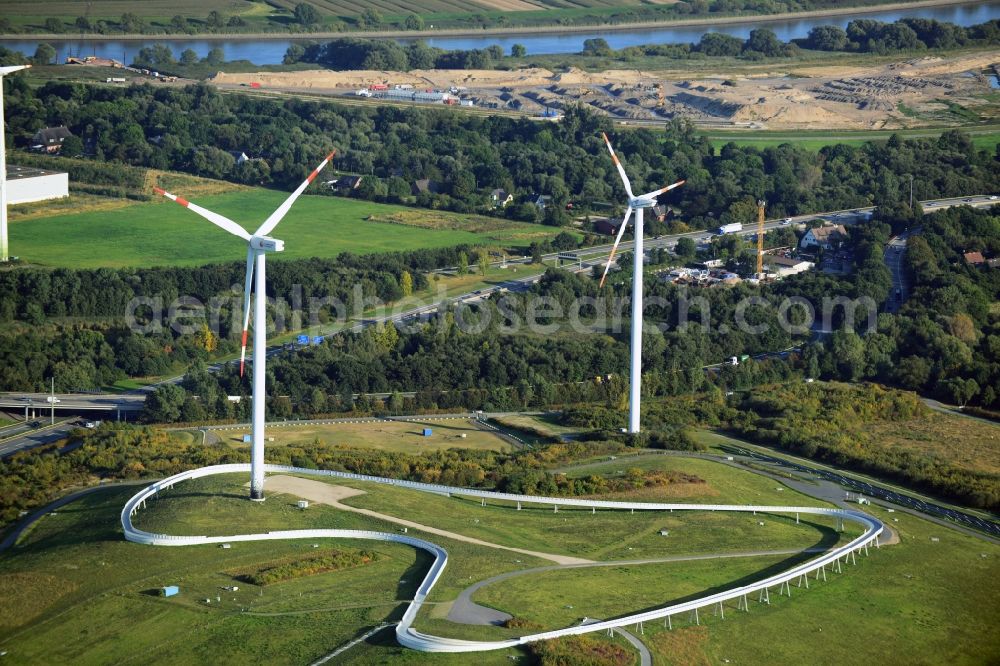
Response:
[212,50,998,130]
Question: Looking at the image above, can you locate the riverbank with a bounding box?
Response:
[1,0,985,42]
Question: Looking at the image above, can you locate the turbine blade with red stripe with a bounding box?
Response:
[599,206,633,289]
[254,151,336,237]
[153,187,251,241]
[239,247,256,377]
[640,179,686,200]
[602,132,634,199]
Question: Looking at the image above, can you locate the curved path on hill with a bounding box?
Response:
[121,464,883,654]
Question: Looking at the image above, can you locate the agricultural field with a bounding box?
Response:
[8,188,562,269]
[0,0,938,34]
[192,418,513,454]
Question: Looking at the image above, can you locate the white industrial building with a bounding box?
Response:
[6,165,69,204]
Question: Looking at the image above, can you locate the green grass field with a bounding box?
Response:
[337,477,844,562]
[2,452,997,664]
[9,189,559,269]
[472,552,807,628]
[702,127,1000,152]
[200,418,512,454]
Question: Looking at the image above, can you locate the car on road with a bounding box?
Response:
[963,198,973,202]
[29,421,41,428]
[782,218,792,225]
[990,195,998,200]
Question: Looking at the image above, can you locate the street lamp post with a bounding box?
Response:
[0,64,31,263]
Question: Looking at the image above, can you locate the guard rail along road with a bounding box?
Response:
[121,464,884,653]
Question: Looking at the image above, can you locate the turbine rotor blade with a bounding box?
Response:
[599,207,633,289]
[640,179,686,200]
[254,151,336,238]
[239,247,257,378]
[153,187,251,241]
[601,132,634,199]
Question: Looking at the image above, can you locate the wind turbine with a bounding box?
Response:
[154,151,335,500]
[598,132,684,434]
[1,64,31,263]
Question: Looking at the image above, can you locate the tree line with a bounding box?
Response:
[278,18,999,72]
[4,75,996,227]
[582,18,999,62]
[2,1,949,37]
[0,424,674,529]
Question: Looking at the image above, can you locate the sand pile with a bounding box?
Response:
[210,69,431,89]
[731,100,853,127]
[411,67,555,88]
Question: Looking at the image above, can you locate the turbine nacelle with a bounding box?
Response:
[250,236,284,253]
[630,197,658,209]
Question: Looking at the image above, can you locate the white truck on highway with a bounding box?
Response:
[717,222,743,235]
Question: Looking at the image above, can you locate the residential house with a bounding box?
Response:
[651,204,676,223]
[594,218,621,235]
[326,175,363,192]
[490,188,513,208]
[412,178,442,196]
[964,251,986,266]
[31,126,73,154]
[531,194,551,210]
[799,224,848,251]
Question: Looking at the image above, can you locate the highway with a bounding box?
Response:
[0,419,79,458]
[122,463,884,653]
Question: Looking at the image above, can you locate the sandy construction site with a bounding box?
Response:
[211,51,999,130]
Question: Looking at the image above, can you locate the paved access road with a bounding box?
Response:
[883,228,919,314]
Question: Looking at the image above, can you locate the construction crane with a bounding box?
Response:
[756,199,766,278]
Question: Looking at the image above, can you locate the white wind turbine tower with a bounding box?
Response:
[155,151,334,500]
[598,132,684,434]
[1,64,31,263]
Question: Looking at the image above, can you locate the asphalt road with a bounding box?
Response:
[883,228,919,314]
[0,419,78,458]
[723,444,1000,539]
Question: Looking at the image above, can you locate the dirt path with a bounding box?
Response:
[263,475,592,565]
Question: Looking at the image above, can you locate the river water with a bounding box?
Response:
[2,1,998,65]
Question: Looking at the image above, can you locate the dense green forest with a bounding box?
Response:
[1,76,996,411]
[276,19,1000,71]
[141,201,999,423]
[0,247,459,391]
[3,75,995,224]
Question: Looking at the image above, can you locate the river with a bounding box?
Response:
[2,1,998,65]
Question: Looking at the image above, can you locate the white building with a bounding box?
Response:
[764,255,814,277]
[6,165,69,204]
[800,224,848,251]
